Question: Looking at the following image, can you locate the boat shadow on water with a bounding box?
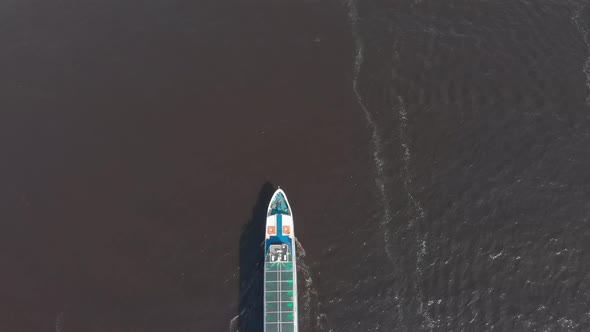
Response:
[235,182,275,332]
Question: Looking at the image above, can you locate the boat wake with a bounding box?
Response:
[349,0,436,328]
[396,96,435,330]
[572,0,590,106]
[229,314,240,332]
[55,311,65,332]
[296,238,332,332]
[348,0,395,264]
[396,97,425,228]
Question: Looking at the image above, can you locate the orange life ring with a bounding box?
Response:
[267,226,276,235]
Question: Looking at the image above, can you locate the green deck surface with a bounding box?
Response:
[265,260,296,331]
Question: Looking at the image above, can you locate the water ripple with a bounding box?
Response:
[572,0,590,105]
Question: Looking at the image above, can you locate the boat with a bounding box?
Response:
[263,188,298,332]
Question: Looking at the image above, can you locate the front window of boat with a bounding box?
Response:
[267,193,291,216]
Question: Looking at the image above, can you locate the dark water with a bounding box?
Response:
[2,0,590,331]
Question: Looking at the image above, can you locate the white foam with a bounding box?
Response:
[489,251,503,260]
[228,314,239,332]
[295,238,332,331]
[55,311,65,332]
[349,1,434,327]
[558,317,577,330]
[397,96,426,226]
[572,1,590,106]
[348,0,395,264]
[396,96,436,329]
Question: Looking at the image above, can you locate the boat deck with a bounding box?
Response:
[264,260,296,332]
